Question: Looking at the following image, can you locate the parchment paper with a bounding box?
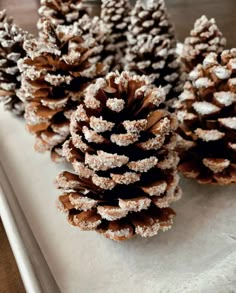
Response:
[1,106,236,293]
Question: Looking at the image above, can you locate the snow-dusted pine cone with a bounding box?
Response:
[125,0,183,102]
[181,15,226,73]
[37,0,89,31]
[0,10,31,115]
[56,71,181,241]
[175,50,236,185]
[71,14,114,71]
[101,0,131,71]
[18,19,108,162]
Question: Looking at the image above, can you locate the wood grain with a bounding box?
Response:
[0,220,25,293]
[0,0,236,292]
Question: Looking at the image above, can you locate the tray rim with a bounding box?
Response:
[0,160,59,293]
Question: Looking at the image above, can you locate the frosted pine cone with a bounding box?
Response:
[37,0,89,31]
[56,71,181,241]
[0,10,31,115]
[175,50,236,185]
[125,0,183,101]
[181,15,226,73]
[101,0,131,71]
[71,14,114,71]
[18,19,108,162]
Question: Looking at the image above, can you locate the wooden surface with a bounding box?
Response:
[0,0,236,292]
[0,221,25,293]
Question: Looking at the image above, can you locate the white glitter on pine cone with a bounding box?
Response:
[102,227,133,241]
[137,135,165,150]
[151,117,172,135]
[214,92,235,107]
[157,151,180,170]
[69,194,98,211]
[110,172,141,185]
[41,131,67,146]
[122,119,147,133]
[74,105,88,122]
[218,117,236,130]
[228,143,236,151]
[128,157,158,173]
[192,101,220,116]
[85,151,129,171]
[72,161,94,179]
[195,128,225,141]
[72,213,102,231]
[203,158,230,173]
[97,206,128,221]
[194,77,214,89]
[203,52,218,68]
[135,220,160,238]
[118,197,151,212]
[142,180,167,196]
[82,126,105,144]
[51,122,70,136]
[212,66,231,80]
[111,133,139,146]
[92,174,116,190]
[56,173,81,190]
[72,134,89,152]
[106,98,125,112]
[90,116,115,133]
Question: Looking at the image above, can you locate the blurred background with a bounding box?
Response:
[0,0,235,46]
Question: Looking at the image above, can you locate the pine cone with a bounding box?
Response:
[18,19,108,162]
[37,0,89,31]
[73,14,114,71]
[0,10,31,115]
[56,71,181,241]
[175,50,236,185]
[100,0,131,71]
[125,0,183,102]
[181,15,226,73]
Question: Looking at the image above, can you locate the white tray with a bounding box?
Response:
[1,105,236,293]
